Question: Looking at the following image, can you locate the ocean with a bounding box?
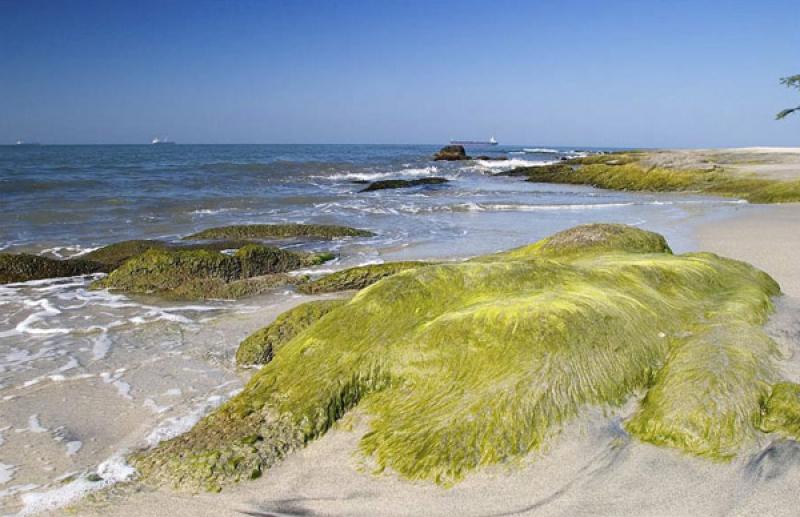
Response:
[0,144,747,513]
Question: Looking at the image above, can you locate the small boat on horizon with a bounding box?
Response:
[15,140,41,146]
[450,136,498,146]
[151,137,176,145]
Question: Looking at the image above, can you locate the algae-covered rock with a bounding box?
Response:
[760,383,800,438]
[82,239,259,271]
[134,224,785,491]
[297,262,432,294]
[92,245,332,300]
[82,240,173,271]
[497,223,671,260]
[359,178,449,192]
[0,253,103,284]
[183,224,374,241]
[236,299,347,366]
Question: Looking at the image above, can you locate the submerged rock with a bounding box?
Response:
[359,177,449,192]
[0,253,102,284]
[433,145,470,161]
[183,224,374,241]
[297,261,432,294]
[473,155,508,161]
[236,299,347,366]
[91,245,333,300]
[134,224,786,491]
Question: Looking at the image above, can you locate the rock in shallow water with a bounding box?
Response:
[183,223,375,241]
[433,145,470,161]
[359,177,449,192]
[0,253,102,284]
[91,245,334,300]
[133,224,792,491]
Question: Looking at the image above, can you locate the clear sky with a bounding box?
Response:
[1,0,798,146]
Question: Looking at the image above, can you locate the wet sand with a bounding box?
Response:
[52,203,800,517]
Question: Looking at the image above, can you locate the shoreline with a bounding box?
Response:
[3,147,800,516]
[55,204,800,517]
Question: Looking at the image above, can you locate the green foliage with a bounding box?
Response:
[91,245,332,300]
[776,74,800,120]
[0,253,102,284]
[183,224,375,241]
[297,261,433,294]
[134,224,786,491]
[236,299,347,366]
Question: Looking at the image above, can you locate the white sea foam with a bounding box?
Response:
[322,165,440,182]
[524,148,560,153]
[145,394,224,446]
[27,414,48,434]
[65,441,82,456]
[18,454,135,516]
[0,462,16,484]
[474,158,556,170]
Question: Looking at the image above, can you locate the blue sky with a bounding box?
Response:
[1,0,798,146]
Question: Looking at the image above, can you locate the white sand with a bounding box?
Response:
[57,204,800,517]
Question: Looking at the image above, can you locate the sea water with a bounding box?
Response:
[0,144,748,513]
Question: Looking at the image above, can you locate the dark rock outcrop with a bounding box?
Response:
[183,224,375,241]
[473,155,509,161]
[433,145,470,161]
[359,177,449,192]
[0,253,103,284]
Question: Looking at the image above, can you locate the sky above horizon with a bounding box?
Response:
[1,0,799,147]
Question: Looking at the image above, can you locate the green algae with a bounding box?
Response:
[134,224,787,491]
[0,253,102,284]
[91,244,332,300]
[183,224,375,241]
[505,152,800,203]
[236,299,347,366]
[297,261,433,294]
[82,239,260,271]
[760,382,800,438]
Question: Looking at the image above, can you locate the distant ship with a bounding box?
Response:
[15,140,41,146]
[151,137,176,145]
[449,136,498,146]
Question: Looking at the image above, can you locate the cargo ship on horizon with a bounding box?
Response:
[449,136,498,146]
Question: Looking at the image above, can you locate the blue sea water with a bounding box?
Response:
[0,144,741,260]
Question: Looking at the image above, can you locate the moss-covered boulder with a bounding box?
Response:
[82,239,259,271]
[183,224,374,241]
[82,240,173,271]
[134,224,786,491]
[359,178,449,192]
[91,245,333,300]
[0,253,103,284]
[760,383,800,438]
[498,223,671,260]
[297,262,432,294]
[236,299,347,366]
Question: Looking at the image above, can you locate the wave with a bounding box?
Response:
[524,148,560,154]
[474,158,556,170]
[321,166,440,182]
